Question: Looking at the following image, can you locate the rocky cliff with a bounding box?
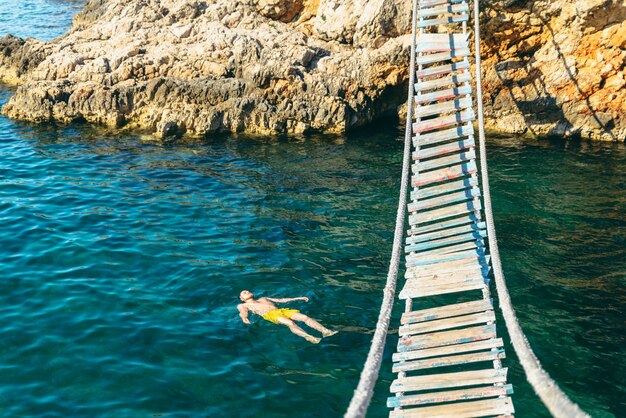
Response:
[0,0,624,140]
[480,0,626,141]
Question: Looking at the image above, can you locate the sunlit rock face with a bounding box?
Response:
[0,0,411,136]
[480,0,625,141]
[0,0,623,140]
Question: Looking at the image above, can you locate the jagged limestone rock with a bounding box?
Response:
[0,0,623,140]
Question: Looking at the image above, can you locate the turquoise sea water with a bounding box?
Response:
[1,3,626,417]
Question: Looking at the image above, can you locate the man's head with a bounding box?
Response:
[239,290,254,302]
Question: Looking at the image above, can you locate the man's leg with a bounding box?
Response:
[291,313,337,337]
[278,317,321,344]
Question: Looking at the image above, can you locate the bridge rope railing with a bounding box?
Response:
[344,0,592,417]
[472,1,589,416]
[343,0,419,416]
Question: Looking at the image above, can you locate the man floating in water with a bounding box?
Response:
[238,290,338,344]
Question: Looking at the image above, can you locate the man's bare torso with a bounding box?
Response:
[240,298,278,317]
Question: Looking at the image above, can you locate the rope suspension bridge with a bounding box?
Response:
[344,1,591,417]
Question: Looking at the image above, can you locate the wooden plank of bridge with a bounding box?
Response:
[389,397,514,417]
[390,368,509,392]
[393,338,504,362]
[415,72,472,92]
[414,149,476,172]
[406,221,485,244]
[413,123,474,147]
[388,384,513,408]
[413,137,475,160]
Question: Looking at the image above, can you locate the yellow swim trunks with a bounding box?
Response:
[262,308,300,324]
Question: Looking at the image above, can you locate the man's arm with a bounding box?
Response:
[264,296,309,303]
[237,304,251,324]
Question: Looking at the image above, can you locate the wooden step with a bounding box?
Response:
[416,60,470,79]
[399,277,486,299]
[390,367,508,393]
[405,230,486,253]
[414,96,473,119]
[414,137,475,160]
[393,338,503,362]
[403,267,485,284]
[415,85,472,104]
[393,348,506,372]
[411,160,476,187]
[408,188,480,213]
[408,199,482,225]
[413,240,482,257]
[404,259,486,280]
[415,34,469,53]
[389,397,515,418]
[397,324,497,352]
[399,311,496,336]
[406,247,488,264]
[415,72,472,92]
[418,3,469,18]
[415,48,471,66]
[418,13,470,28]
[402,273,486,297]
[413,110,475,135]
[401,299,493,325]
[407,213,477,236]
[414,149,476,172]
[400,274,487,299]
[406,249,485,267]
[419,0,465,8]
[407,221,485,245]
[411,177,477,200]
[388,384,513,408]
[413,123,474,148]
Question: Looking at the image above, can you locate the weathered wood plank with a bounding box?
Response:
[393,338,503,362]
[405,229,486,253]
[411,160,477,187]
[399,277,486,299]
[404,258,490,280]
[418,13,470,28]
[413,123,474,147]
[415,84,472,104]
[419,0,466,7]
[405,260,485,281]
[415,60,470,79]
[409,199,481,226]
[408,188,480,213]
[403,268,484,285]
[405,249,485,267]
[389,396,515,417]
[418,3,469,18]
[393,348,506,372]
[397,324,497,352]
[401,299,494,325]
[388,384,513,408]
[407,213,477,235]
[414,137,475,160]
[412,240,483,257]
[390,367,508,392]
[414,149,476,173]
[411,177,477,200]
[415,72,472,92]
[415,48,471,66]
[399,311,496,336]
[419,0,465,8]
[414,97,472,118]
[406,221,485,245]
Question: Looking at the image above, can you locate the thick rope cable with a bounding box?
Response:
[473,1,590,417]
[343,0,419,416]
